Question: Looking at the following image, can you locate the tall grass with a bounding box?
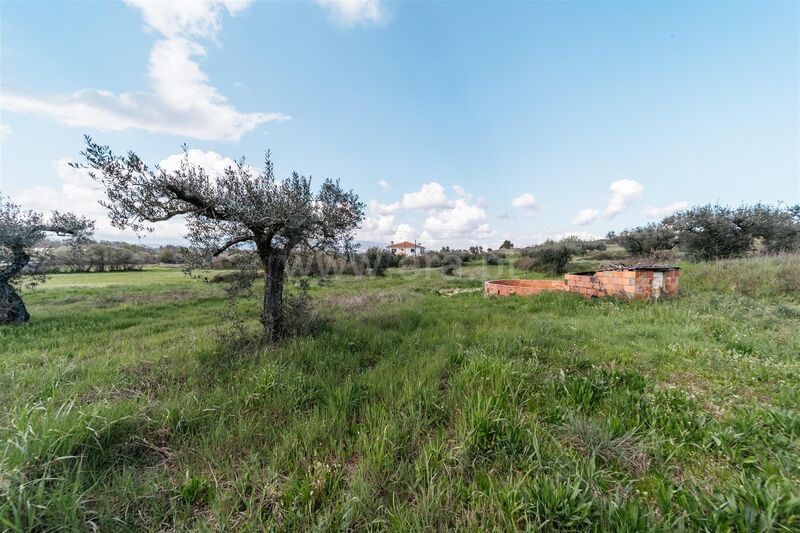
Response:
[1,261,799,530]
[683,253,800,300]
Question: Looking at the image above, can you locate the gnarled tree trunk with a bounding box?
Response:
[0,245,31,325]
[0,283,30,324]
[262,253,287,342]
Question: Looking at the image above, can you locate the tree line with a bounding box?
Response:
[28,241,186,273]
[609,203,800,260]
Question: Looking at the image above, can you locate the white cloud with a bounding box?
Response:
[603,179,643,218]
[368,199,401,215]
[360,181,494,247]
[0,123,11,139]
[0,0,288,141]
[159,148,237,175]
[392,223,416,242]
[511,192,538,209]
[401,182,452,210]
[423,199,487,238]
[378,179,390,190]
[315,0,386,27]
[358,214,396,241]
[642,201,688,219]
[572,208,599,226]
[453,185,472,200]
[126,0,251,39]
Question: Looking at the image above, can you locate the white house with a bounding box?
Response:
[387,241,426,256]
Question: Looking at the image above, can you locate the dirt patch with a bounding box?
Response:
[438,287,482,297]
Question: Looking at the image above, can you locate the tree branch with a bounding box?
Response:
[165,185,231,221]
[212,235,253,257]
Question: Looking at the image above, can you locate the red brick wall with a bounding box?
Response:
[483,279,567,296]
[486,270,679,300]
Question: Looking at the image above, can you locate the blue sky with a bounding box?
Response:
[1,0,798,247]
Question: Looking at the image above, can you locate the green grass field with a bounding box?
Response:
[2,257,799,531]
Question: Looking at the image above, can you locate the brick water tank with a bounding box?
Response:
[485,266,679,300]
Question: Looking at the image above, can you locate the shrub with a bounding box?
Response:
[441,254,461,276]
[284,278,322,336]
[517,240,579,275]
[400,255,421,269]
[663,205,754,261]
[484,253,501,265]
[609,223,677,257]
[663,203,800,261]
[363,247,398,276]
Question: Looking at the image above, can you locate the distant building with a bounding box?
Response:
[387,240,426,256]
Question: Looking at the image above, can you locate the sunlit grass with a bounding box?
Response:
[1,257,799,530]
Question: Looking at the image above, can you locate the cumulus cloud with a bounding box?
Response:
[392,223,416,242]
[378,179,390,190]
[358,214,396,241]
[603,179,643,218]
[127,0,251,39]
[11,149,244,243]
[423,199,487,238]
[572,208,599,226]
[368,199,401,215]
[642,201,688,219]
[0,123,11,139]
[511,192,538,209]
[315,0,386,27]
[159,148,238,175]
[0,0,288,141]
[511,192,540,218]
[359,181,494,247]
[402,182,452,210]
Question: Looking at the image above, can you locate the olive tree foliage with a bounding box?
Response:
[0,196,93,324]
[663,203,800,261]
[608,223,678,256]
[79,138,365,341]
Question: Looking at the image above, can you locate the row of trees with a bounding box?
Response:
[32,241,158,273]
[609,203,800,260]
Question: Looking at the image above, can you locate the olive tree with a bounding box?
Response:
[79,138,364,341]
[0,196,93,324]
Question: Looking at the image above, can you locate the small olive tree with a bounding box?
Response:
[0,196,93,324]
[79,138,364,341]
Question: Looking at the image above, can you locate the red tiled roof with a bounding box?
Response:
[387,241,424,248]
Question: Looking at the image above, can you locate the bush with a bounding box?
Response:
[609,223,677,257]
[363,247,399,276]
[484,253,501,265]
[517,240,579,275]
[284,278,322,336]
[441,254,461,276]
[663,203,800,261]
